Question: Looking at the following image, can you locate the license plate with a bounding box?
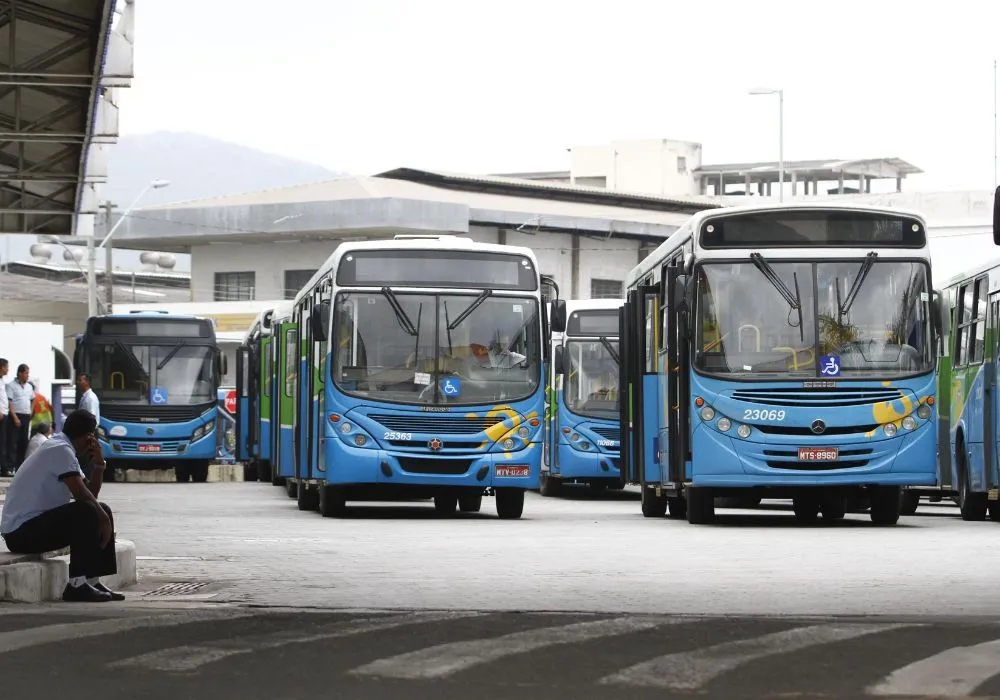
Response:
[495,465,530,478]
[798,447,838,462]
[138,444,161,453]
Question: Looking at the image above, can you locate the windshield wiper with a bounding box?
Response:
[115,340,148,376]
[156,340,187,370]
[839,251,879,319]
[750,253,804,342]
[381,287,418,336]
[448,289,493,330]
[599,337,620,365]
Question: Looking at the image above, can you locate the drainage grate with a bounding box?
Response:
[143,581,212,597]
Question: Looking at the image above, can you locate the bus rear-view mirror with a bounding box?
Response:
[550,299,567,333]
[554,345,566,375]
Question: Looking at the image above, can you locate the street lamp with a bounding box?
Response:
[748,87,784,202]
[87,179,170,317]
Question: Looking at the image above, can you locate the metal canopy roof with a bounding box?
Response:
[0,0,125,236]
[694,157,923,185]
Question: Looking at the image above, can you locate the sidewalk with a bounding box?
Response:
[0,477,138,602]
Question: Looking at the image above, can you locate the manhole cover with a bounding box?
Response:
[143,581,212,597]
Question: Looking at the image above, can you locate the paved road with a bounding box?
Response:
[1,604,1000,699]
[104,481,1000,617]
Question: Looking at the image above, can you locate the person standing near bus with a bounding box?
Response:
[76,373,100,479]
[0,358,10,477]
[6,364,35,469]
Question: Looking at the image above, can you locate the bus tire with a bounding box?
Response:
[319,485,347,518]
[989,501,1000,522]
[458,494,483,513]
[539,473,561,498]
[242,462,258,482]
[175,463,191,483]
[258,460,272,483]
[686,488,715,524]
[793,497,820,523]
[434,496,458,515]
[495,488,525,520]
[641,488,667,518]
[667,496,686,519]
[297,484,318,511]
[285,479,298,499]
[869,486,902,525]
[271,474,285,487]
[899,491,920,516]
[191,462,210,483]
[820,496,846,521]
[958,441,988,521]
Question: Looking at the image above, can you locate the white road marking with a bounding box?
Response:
[601,622,915,690]
[108,610,484,672]
[0,609,258,654]
[351,616,689,680]
[868,638,1000,697]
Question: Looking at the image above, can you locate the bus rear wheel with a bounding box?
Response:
[495,488,524,520]
[686,487,715,524]
[434,496,457,515]
[539,473,561,497]
[899,491,920,516]
[641,488,667,518]
[458,493,483,513]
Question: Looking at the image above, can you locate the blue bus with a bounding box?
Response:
[74,310,227,483]
[289,235,557,519]
[541,299,623,496]
[619,202,946,525]
[236,303,292,484]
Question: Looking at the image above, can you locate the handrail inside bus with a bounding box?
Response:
[738,325,761,352]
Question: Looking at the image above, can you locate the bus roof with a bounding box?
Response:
[242,301,294,343]
[937,254,1000,290]
[626,200,930,288]
[564,299,624,314]
[292,236,541,306]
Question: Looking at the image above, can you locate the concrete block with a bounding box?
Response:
[0,539,137,602]
[119,464,243,483]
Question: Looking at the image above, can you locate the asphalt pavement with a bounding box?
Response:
[3,481,999,699]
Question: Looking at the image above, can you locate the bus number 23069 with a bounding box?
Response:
[742,409,786,422]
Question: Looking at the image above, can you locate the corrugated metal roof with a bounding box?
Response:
[694,157,923,177]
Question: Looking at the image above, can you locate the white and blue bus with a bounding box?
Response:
[620,202,947,525]
[74,311,227,482]
[541,299,623,496]
[289,235,557,519]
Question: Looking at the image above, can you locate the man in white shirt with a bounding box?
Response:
[25,422,53,459]
[6,363,35,468]
[77,372,100,424]
[0,409,123,602]
[0,358,9,476]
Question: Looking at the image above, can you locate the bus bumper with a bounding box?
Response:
[553,447,621,480]
[689,421,937,488]
[320,438,541,490]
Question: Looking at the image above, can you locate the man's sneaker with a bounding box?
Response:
[62,583,112,603]
[92,582,125,601]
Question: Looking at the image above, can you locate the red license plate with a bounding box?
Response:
[495,465,530,478]
[798,447,838,462]
[138,444,161,453]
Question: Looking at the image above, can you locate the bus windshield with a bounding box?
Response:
[332,291,541,405]
[563,339,620,419]
[85,341,217,405]
[695,259,932,378]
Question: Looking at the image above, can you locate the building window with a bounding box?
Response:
[677,155,687,173]
[591,278,623,300]
[284,269,317,300]
[214,271,255,301]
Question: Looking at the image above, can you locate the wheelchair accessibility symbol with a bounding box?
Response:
[150,386,169,405]
[819,355,841,377]
[439,378,461,397]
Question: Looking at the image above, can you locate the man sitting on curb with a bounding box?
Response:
[0,409,124,602]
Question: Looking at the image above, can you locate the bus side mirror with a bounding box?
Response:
[994,185,1000,245]
[554,345,566,375]
[218,352,229,376]
[311,302,330,342]
[550,300,567,333]
[674,274,692,314]
[932,290,950,335]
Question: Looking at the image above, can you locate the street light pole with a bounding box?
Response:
[86,179,170,318]
[748,87,784,202]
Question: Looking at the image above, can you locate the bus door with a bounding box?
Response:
[619,282,659,487]
[663,266,691,489]
[236,346,251,462]
[546,338,561,473]
[986,292,1000,498]
[273,323,296,478]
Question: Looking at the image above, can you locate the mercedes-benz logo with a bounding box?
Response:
[810,419,826,435]
[428,438,443,451]
[146,427,155,436]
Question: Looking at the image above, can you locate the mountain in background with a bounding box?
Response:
[103,131,343,207]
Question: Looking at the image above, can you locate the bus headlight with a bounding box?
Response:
[571,432,581,441]
[192,425,205,441]
[700,406,715,421]
[579,441,591,450]
[353,434,367,447]
[717,417,732,432]
[517,426,531,439]
[884,423,898,437]
[96,426,108,441]
[902,416,917,431]
[340,422,353,434]
[917,404,932,420]
[502,437,517,450]
[736,424,751,439]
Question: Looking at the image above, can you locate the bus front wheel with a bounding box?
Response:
[869,486,902,525]
[495,488,524,520]
[319,485,347,518]
[686,488,715,524]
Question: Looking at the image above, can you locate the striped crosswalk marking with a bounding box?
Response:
[0,609,258,655]
[108,611,484,672]
[350,616,690,680]
[868,638,1000,697]
[601,622,915,690]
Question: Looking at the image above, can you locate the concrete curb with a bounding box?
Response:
[114,464,244,483]
[0,539,137,602]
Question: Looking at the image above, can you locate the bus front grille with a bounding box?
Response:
[369,414,504,435]
[592,427,621,441]
[732,388,904,408]
[397,457,474,475]
[753,424,879,436]
[103,404,213,423]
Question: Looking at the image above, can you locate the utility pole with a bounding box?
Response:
[103,202,115,314]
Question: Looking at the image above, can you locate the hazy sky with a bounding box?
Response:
[117,0,1000,191]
